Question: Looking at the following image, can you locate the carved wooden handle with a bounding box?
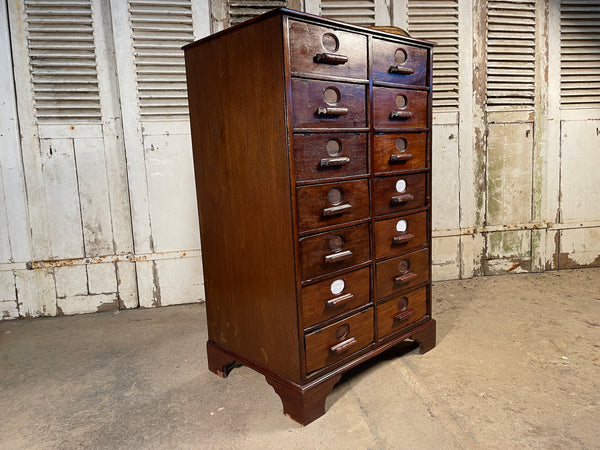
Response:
[322,203,352,216]
[326,292,354,308]
[389,153,413,163]
[393,308,415,322]
[314,53,349,65]
[330,336,357,354]
[394,272,417,285]
[324,250,353,264]
[390,110,413,120]
[317,107,349,116]
[391,194,414,205]
[392,233,415,245]
[320,156,350,167]
[389,65,414,75]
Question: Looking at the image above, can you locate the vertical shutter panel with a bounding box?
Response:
[486,0,536,110]
[129,0,194,121]
[228,1,286,26]
[25,0,101,123]
[407,0,459,111]
[320,1,376,26]
[560,0,600,108]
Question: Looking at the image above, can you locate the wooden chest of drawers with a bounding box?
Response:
[184,8,435,425]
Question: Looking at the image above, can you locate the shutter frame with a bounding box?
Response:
[321,0,377,26]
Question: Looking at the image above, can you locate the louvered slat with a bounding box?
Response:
[228,1,286,26]
[408,0,459,111]
[130,0,194,120]
[321,0,376,26]
[486,0,536,110]
[25,0,101,122]
[560,0,600,107]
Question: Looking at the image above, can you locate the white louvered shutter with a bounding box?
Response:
[407,0,459,111]
[129,0,194,121]
[228,1,287,26]
[24,0,101,123]
[560,0,600,108]
[486,0,536,110]
[320,0,376,26]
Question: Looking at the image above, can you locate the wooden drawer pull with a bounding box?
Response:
[393,308,415,322]
[389,153,413,163]
[314,53,349,65]
[326,292,354,308]
[330,336,357,354]
[320,156,350,167]
[394,272,417,285]
[390,194,414,205]
[392,233,415,245]
[322,203,352,216]
[317,106,349,116]
[390,110,413,120]
[324,250,353,264]
[389,65,415,75]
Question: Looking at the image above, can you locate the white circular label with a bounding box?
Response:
[396,179,407,193]
[330,279,345,295]
[396,219,408,233]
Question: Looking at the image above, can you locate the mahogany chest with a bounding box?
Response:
[184,8,435,425]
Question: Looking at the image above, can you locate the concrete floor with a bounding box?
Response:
[1,268,599,449]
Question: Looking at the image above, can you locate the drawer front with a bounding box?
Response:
[377,288,427,341]
[373,87,428,130]
[294,132,368,182]
[302,267,370,328]
[299,224,370,281]
[305,307,374,373]
[375,248,429,299]
[373,133,427,174]
[374,211,428,260]
[289,20,368,80]
[372,39,428,86]
[291,78,367,129]
[297,179,369,233]
[373,173,427,217]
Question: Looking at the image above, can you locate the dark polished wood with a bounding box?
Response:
[376,288,427,342]
[374,211,428,259]
[373,173,427,216]
[299,224,371,280]
[304,308,374,373]
[375,248,430,299]
[294,132,368,182]
[373,132,428,174]
[372,38,428,86]
[289,20,367,80]
[301,266,370,328]
[373,87,428,129]
[184,8,435,426]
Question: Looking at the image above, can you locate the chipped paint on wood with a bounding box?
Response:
[432,125,460,231]
[487,230,531,260]
[559,228,600,269]
[432,236,461,281]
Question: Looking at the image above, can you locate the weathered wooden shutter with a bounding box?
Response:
[228,0,287,26]
[560,0,600,108]
[24,0,101,123]
[320,0,376,26]
[129,0,194,121]
[407,0,459,111]
[486,0,536,110]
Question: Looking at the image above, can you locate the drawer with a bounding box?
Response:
[373,87,428,130]
[288,20,367,80]
[375,248,429,299]
[373,173,427,217]
[291,78,367,129]
[374,211,428,260]
[294,132,368,182]
[302,267,370,328]
[299,224,370,281]
[373,133,427,174]
[372,39,428,86]
[297,179,369,233]
[377,288,427,342]
[305,307,374,373]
